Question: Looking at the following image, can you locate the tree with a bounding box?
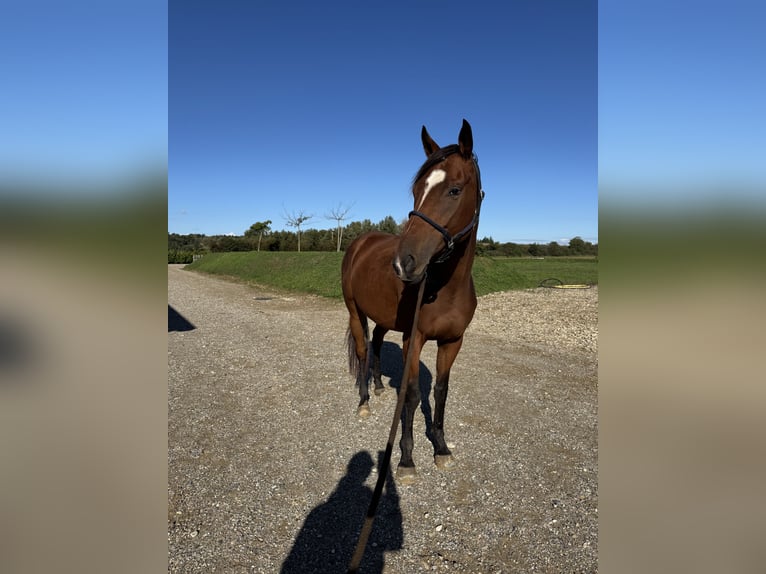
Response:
[168,233,205,253]
[244,220,272,251]
[502,242,526,257]
[568,236,586,255]
[325,203,353,252]
[377,215,399,235]
[528,243,543,257]
[547,241,564,256]
[283,209,313,252]
[211,235,250,252]
[341,218,376,249]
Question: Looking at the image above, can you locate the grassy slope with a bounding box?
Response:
[185,252,597,299]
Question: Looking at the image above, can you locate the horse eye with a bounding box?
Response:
[448,187,462,197]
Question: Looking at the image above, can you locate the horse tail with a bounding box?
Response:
[346,316,370,386]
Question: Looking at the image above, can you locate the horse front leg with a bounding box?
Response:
[396,331,425,484]
[432,336,463,468]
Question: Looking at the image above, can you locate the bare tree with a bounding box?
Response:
[325,203,354,252]
[283,209,313,252]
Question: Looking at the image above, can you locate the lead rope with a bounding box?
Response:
[347,275,428,573]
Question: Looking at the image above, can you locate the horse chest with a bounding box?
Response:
[418,293,477,340]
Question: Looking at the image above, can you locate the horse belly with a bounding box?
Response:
[344,232,403,330]
[354,278,401,331]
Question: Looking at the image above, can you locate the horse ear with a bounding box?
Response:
[421,125,440,157]
[458,119,473,159]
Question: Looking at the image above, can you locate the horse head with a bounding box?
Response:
[393,119,483,283]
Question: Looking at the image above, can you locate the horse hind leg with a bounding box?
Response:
[346,311,371,417]
[371,325,388,396]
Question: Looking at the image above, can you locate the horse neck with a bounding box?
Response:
[430,231,477,288]
[454,231,477,280]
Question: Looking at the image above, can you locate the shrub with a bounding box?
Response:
[168,250,194,264]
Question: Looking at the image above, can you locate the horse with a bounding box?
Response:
[341,119,484,482]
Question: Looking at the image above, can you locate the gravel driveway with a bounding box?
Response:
[168,264,598,573]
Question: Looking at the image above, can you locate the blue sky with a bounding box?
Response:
[168,1,598,244]
[2,1,763,244]
[0,1,167,186]
[599,0,766,208]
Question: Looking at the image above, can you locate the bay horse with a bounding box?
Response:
[341,119,484,481]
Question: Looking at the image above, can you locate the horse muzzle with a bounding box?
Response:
[392,252,427,283]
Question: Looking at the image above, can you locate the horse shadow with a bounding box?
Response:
[379,341,438,450]
[0,313,39,378]
[168,305,195,332]
[280,451,402,573]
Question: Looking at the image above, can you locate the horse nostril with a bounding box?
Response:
[402,254,417,277]
[393,254,417,280]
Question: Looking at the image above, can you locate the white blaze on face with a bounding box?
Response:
[418,168,446,209]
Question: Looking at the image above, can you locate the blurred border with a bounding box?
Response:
[3,1,765,573]
[600,1,766,572]
[0,2,167,573]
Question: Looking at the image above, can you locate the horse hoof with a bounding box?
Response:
[434,454,455,469]
[357,404,371,418]
[395,466,418,485]
[373,386,386,397]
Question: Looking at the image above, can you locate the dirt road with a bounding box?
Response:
[168,264,597,573]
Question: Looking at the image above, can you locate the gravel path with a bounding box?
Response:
[168,264,598,573]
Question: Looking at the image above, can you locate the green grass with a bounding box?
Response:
[472,256,598,294]
[185,251,345,298]
[185,252,597,299]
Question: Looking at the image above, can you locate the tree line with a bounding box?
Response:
[168,216,596,263]
[476,235,598,257]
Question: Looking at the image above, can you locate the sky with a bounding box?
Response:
[599,0,766,209]
[2,1,761,244]
[168,1,598,244]
[0,1,167,187]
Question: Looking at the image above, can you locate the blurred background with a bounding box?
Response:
[1,1,764,573]
[1,1,167,573]
[600,1,765,572]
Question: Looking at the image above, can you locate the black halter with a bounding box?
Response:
[408,152,485,265]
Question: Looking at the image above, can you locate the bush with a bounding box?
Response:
[168,250,194,264]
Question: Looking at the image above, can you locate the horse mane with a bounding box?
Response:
[411,144,461,189]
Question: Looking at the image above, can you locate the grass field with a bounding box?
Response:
[184,252,597,299]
